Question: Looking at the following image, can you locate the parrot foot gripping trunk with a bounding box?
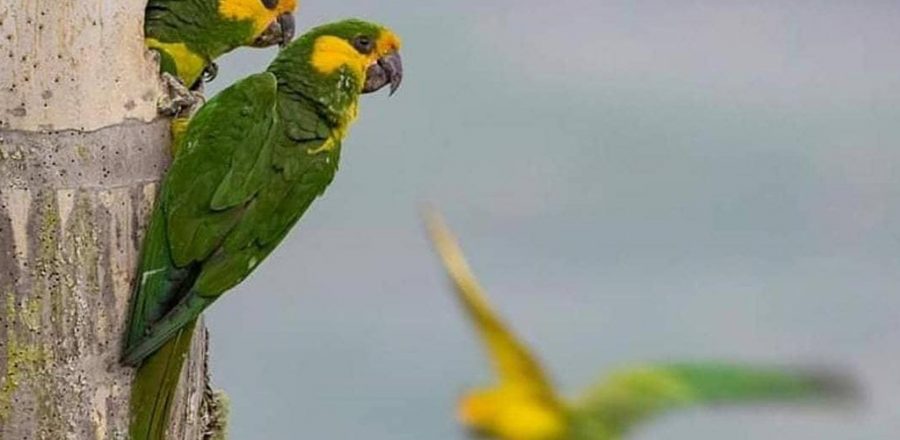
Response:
[157,72,206,117]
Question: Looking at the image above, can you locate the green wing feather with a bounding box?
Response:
[164,72,279,267]
[124,72,280,366]
[126,70,342,438]
[571,362,856,437]
[125,70,340,365]
[126,73,283,439]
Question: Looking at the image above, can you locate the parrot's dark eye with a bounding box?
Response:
[261,0,278,10]
[352,35,374,54]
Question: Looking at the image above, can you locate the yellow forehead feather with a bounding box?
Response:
[310,36,365,76]
[218,0,298,36]
[376,30,402,56]
[310,29,402,77]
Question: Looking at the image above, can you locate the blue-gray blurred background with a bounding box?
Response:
[206,1,900,438]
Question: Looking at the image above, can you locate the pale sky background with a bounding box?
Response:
[205,1,900,438]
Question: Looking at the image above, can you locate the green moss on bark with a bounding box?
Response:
[0,293,50,423]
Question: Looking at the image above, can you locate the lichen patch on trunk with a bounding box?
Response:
[1,120,210,439]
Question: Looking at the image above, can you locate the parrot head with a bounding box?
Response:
[237,0,298,48]
[146,0,299,87]
[271,19,403,98]
[311,19,402,95]
[458,388,568,440]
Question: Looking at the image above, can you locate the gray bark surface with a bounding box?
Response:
[0,0,213,438]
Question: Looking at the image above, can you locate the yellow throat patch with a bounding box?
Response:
[146,38,207,86]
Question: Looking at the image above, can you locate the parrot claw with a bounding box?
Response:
[202,62,219,83]
[157,72,206,117]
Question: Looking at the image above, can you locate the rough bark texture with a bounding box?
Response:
[0,0,160,131]
[0,0,212,438]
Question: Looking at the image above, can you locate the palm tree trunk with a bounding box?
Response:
[0,0,215,438]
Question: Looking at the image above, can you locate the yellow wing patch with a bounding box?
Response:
[460,390,567,440]
[495,402,567,440]
[424,210,557,395]
[146,38,207,87]
[218,0,298,36]
[426,210,568,440]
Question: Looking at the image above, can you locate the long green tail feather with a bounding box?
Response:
[658,363,857,402]
[124,292,212,366]
[125,188,209,366]
[125,189,209,436]
[130,320,197,440]
[572,362,858,436]
[125,200,191,355]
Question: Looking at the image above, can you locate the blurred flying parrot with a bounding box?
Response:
[125,19,403,439]
[425,212,858,440]
[146,0,298,90]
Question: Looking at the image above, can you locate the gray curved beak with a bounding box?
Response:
[253,13,295,48]
[362,52,403,96]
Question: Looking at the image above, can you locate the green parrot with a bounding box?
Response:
[124,19,402,439]
[146,0,299,148]
[145,0,298,90]
[425,211,858,440]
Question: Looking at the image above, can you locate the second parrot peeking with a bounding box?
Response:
[146,0,298,90]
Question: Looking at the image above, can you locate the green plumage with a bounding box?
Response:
[425,214,857,440]
[145,0,259,87]
[568,362,856,439]
[130,320,198,440]
[126,19,399,439]
[125,20,385,365]
[146,0,256,56]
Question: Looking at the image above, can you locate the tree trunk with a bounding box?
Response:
[0,0,213,438]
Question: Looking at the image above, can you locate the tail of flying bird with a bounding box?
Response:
[570,362,859,438]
